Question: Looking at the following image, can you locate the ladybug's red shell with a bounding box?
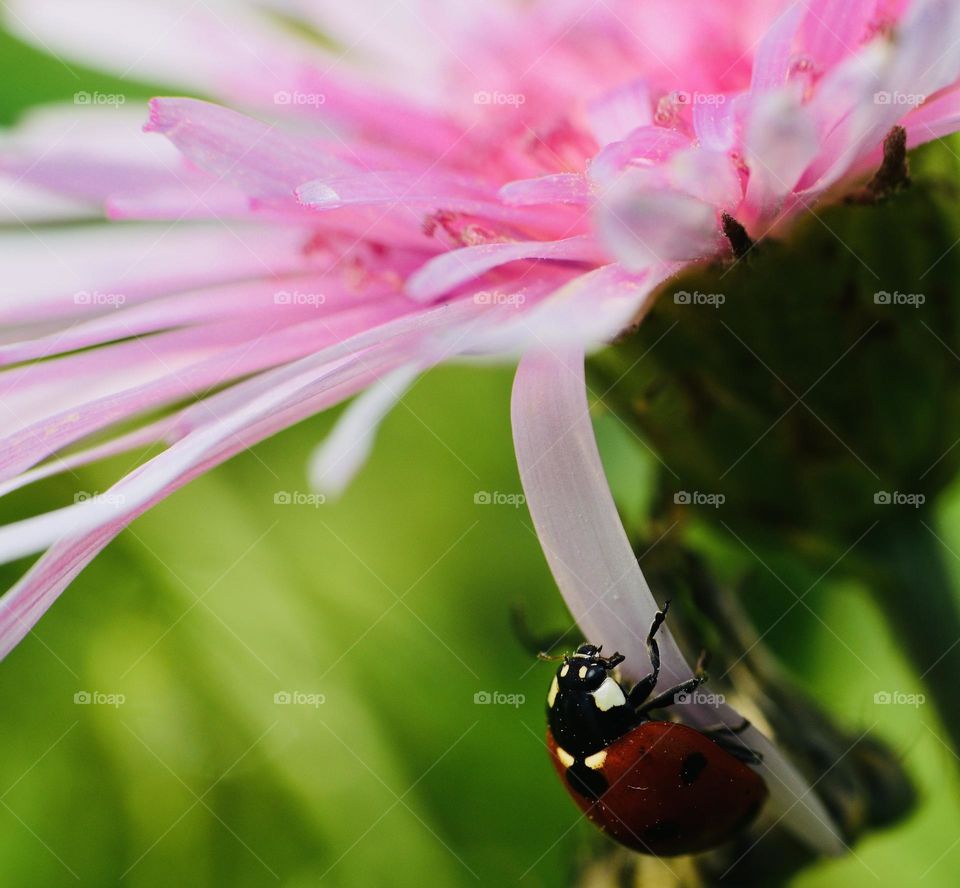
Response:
[547,720,768,856]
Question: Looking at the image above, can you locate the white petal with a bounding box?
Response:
[744,89,820,221]
[599,182,720,270]
[3,0,303,102]
[511,348,691,684]
[308,364,421,497]
[511,349,844,855]
[467,265,664,356]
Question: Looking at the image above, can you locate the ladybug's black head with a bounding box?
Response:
[546,643,633,758]
[557,644,626,693]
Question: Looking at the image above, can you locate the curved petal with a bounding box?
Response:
[466,265,663,356]
[406,236,607,302]
[598,183,721,270]
[511,348,844,855]
[498,173,591,207]
[512,348,690,682]
[308,363,421,497]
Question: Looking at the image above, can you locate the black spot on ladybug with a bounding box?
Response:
[643,820,681,842]
[566,762,609,800]
[680,752,708,785]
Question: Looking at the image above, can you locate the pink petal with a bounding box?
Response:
[0,276,394,366]
[291,74,467,162]
[295,170,493,209]
[0,352,396,658]
[803,0,960,193]
[750,3,806,91]
[587,78,653,145]
[692,98,740,152]
[0,223,319,325]
[498,173,592,206]
[470,265,663,355]
[297,175,570,231]
[598,182,721,270]
[145,98,355,201]
[902,86,960,143]
[406,236,608,302]
[0,299,415,482]
[589,126,690,185]
[797,40,893,191]
[799,0,879,69]
[0,418,175,499]
[0,298,482,567]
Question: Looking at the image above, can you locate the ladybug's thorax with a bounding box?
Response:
[546,646,636,758]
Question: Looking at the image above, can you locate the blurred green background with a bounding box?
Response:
[2,26,960,888]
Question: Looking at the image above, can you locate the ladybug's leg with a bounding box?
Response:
[637,673,707,715]
[699,718,751,736]
[637,649,707,713]
[625,604,669,708]
[702,723,763,765]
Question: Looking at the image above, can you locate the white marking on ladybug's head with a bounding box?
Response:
[556,746,575,768]
[591,676,627,712]
[578,665,588,679]
[584,750,607,770]
[560,663,570,678]
[547,675,559,708]
[573,644,601,659]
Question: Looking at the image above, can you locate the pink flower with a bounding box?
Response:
[2,0,959,851]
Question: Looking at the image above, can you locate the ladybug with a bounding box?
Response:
[545,604,768,856]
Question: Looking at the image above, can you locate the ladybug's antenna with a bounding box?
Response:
[537,651,568,662]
